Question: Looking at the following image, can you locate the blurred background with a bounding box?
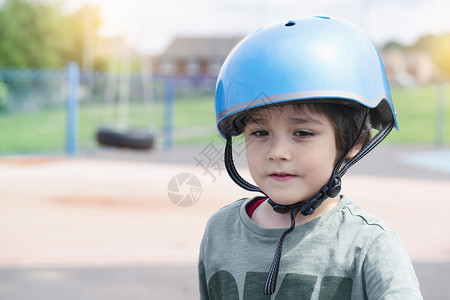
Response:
[0,0,449,299]
[0,0,449,153]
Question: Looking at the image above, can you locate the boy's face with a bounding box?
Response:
[243,104,338,206]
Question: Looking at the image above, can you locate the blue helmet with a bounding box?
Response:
[215,16,398,137]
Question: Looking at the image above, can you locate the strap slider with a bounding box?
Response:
[326,177,341,198]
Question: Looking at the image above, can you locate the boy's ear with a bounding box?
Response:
[346,143,363,160]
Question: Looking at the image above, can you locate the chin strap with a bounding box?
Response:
[224,134,268,196]
[223,113,394,295]
[263,175,342,295]
[263,205,301,294]
[266,176,341,216]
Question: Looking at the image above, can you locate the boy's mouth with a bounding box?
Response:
[269,172,296,181]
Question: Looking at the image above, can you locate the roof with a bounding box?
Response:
[160,36,244,60]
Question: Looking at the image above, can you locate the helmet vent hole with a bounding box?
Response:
[285,21,296,26]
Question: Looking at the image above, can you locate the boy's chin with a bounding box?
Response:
[266,189,322,205]
[267,196,306,206]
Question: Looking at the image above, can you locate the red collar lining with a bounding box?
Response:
[245,198,267,218]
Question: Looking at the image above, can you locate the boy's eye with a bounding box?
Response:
[294,130,313,138]
[251,130,269,137]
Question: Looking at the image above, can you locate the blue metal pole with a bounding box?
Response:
[67,62,80,155]
[435,83,445,146]
[164,77,175,150]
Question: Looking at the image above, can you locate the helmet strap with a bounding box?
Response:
[224,134,268,195]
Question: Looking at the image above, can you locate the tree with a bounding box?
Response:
[430,34,450,78]
[0,0,104,69]
[64,5,104,70]
[383,40,408,51]
[384,34,450,80]
[413,34,450,78]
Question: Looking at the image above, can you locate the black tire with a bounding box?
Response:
[96,127,154,150]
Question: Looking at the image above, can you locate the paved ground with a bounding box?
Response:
[0,262,448,300]
[0,265,200,300]
[0,144,449,299]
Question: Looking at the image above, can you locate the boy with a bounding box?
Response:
[199,17,422,299]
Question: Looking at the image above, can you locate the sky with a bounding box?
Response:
[64,0,450,55]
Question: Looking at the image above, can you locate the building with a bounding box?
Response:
[380,48,438,86]
[152,36,243,77]
[153,35,440,84]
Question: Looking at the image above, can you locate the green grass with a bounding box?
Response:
[386,84,450,144]
[0,106,66,152]
[0,85,449,154]
[0,95,220,153]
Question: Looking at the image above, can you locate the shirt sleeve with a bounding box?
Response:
[362,231,423,300]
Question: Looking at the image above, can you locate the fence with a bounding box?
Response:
[0,63,219,155]
[0,64,449,155]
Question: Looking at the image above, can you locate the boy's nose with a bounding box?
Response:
[267,136,292,161]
